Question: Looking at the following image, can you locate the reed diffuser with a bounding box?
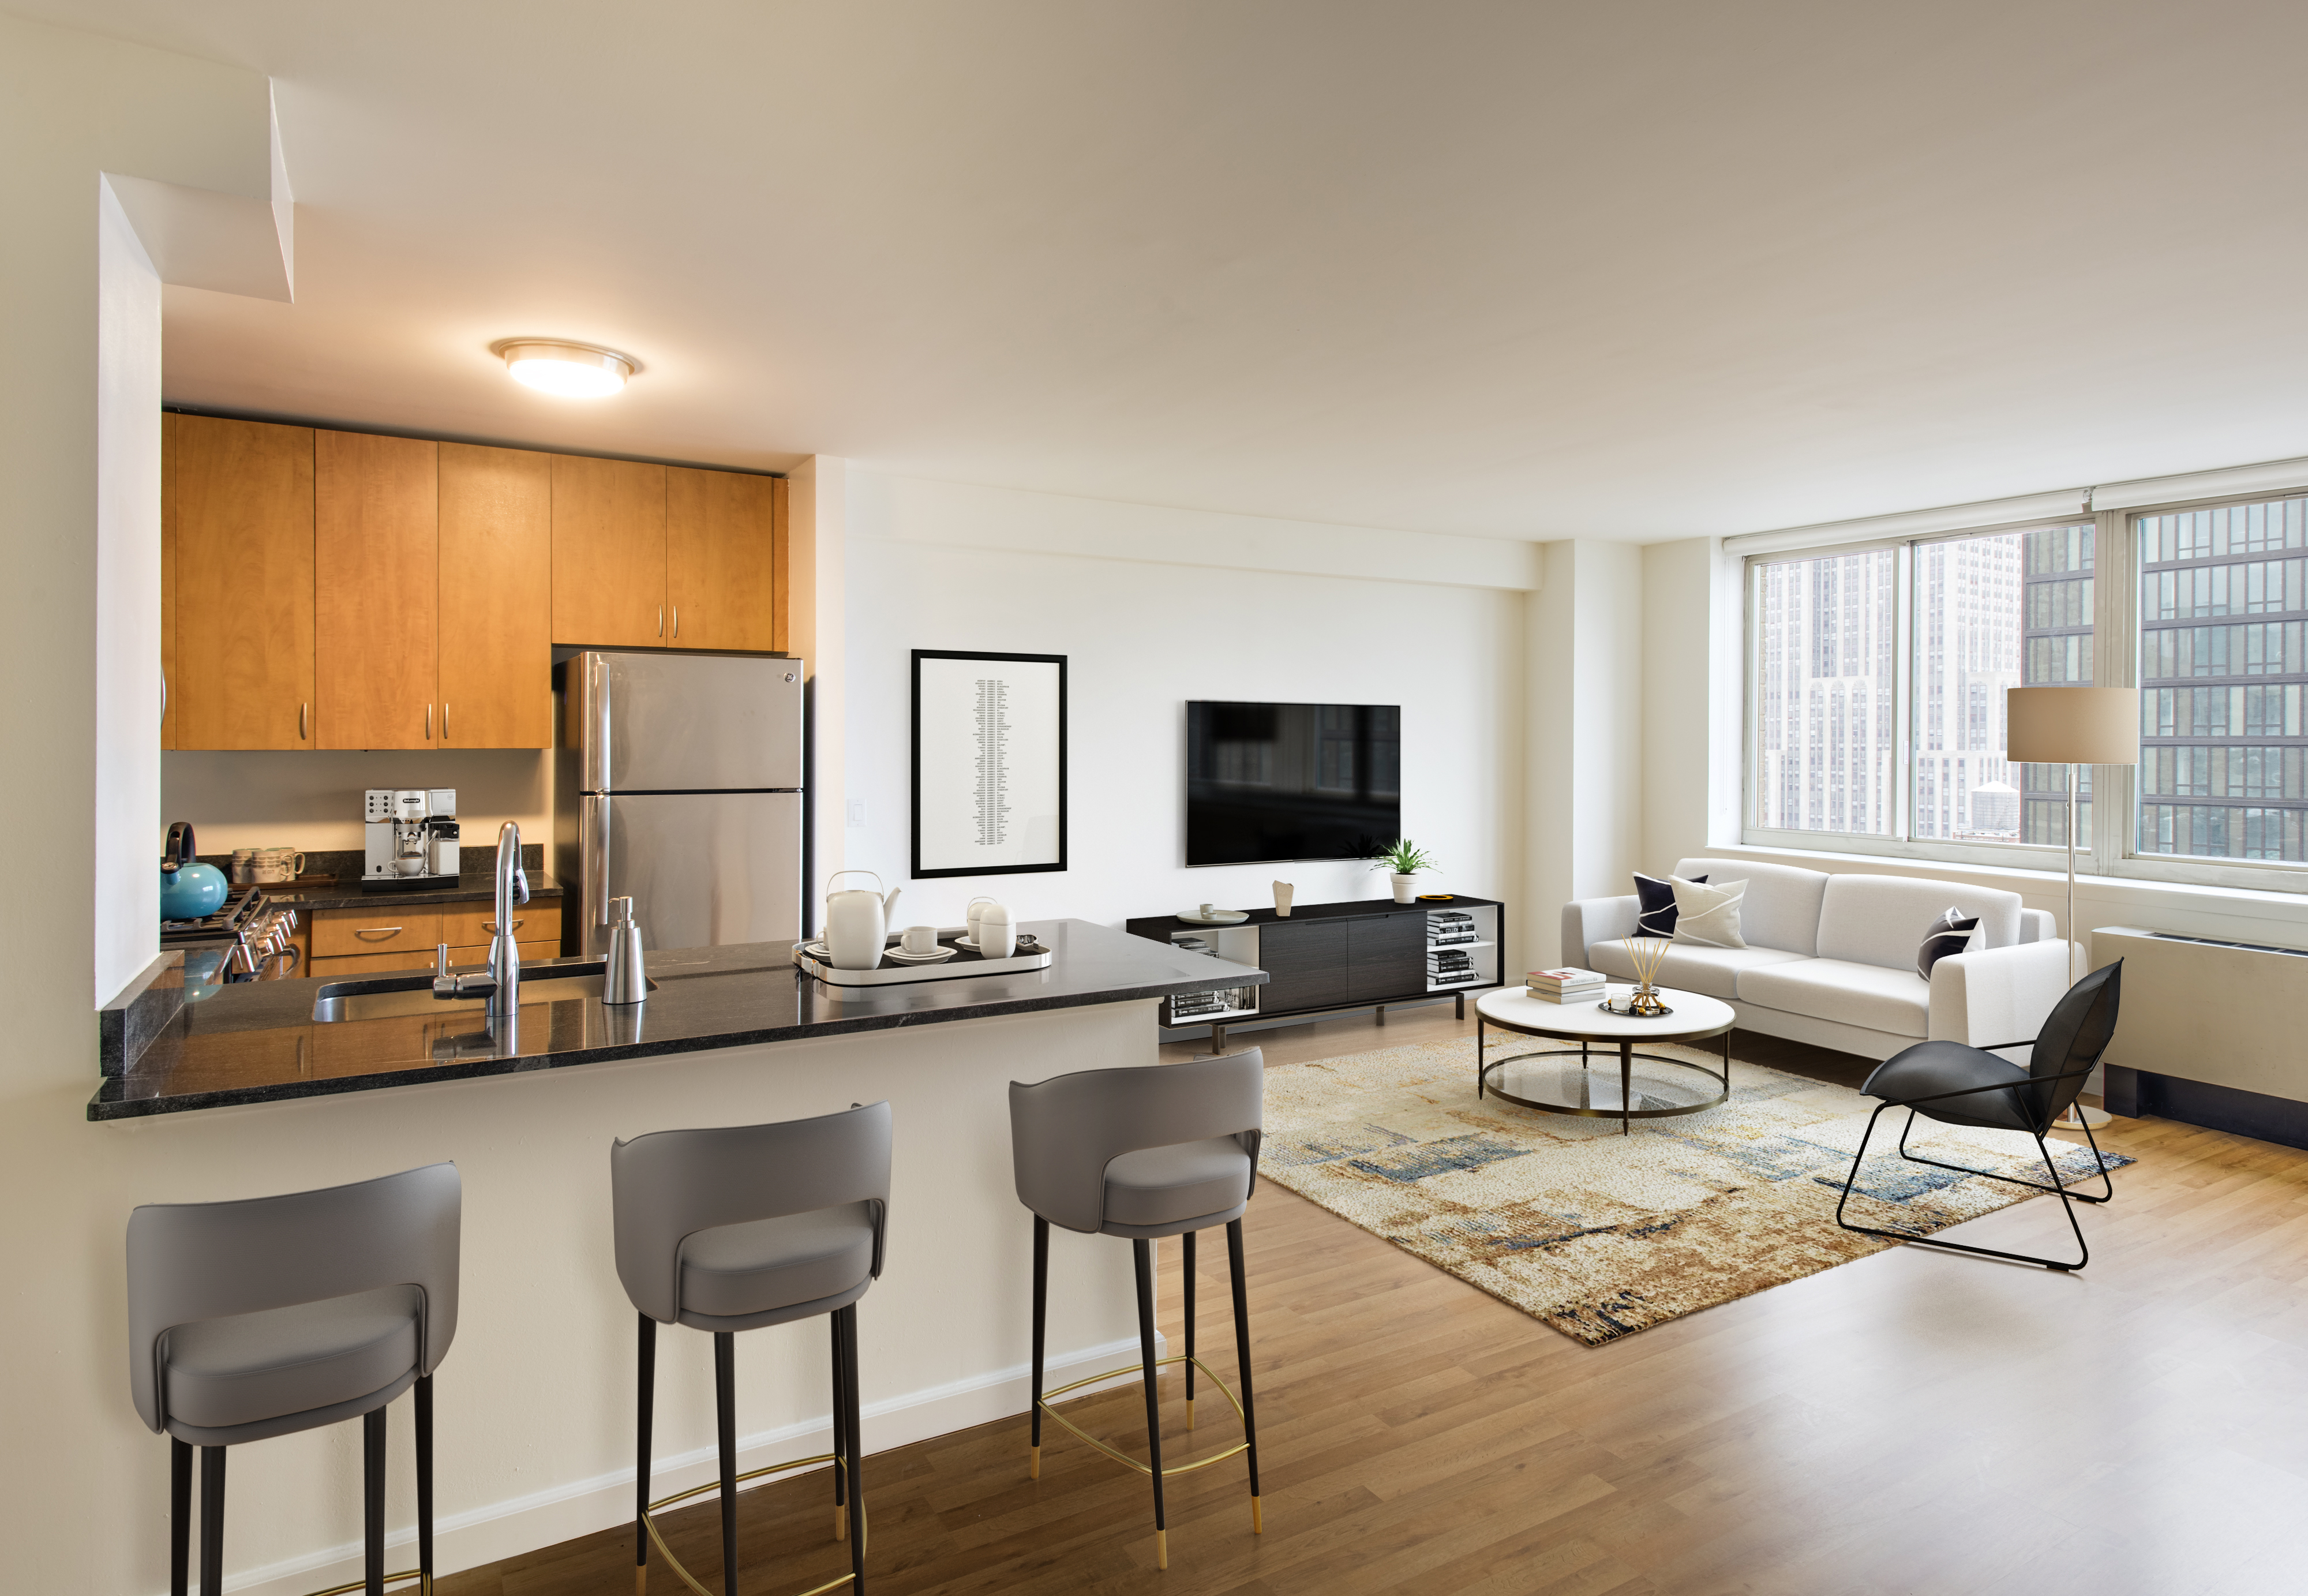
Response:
[1623,935,1672,1016]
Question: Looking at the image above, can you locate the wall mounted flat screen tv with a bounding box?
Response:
[1185,701,1401,867]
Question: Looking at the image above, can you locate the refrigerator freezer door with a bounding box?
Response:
[579,791,803,955]
[580,651,804,792]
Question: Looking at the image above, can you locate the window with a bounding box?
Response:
[2137,495,2308,863]
[1744,490,2308,885]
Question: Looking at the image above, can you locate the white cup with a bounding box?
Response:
[900,924,939,954]
[1199,902,1216,918]
[979,908,1016,959]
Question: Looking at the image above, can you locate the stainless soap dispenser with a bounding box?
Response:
[602,896,647,1005]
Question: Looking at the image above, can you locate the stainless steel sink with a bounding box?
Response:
[310,960,654,1022]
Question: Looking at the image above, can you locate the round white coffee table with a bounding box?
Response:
[1475,986,1736,1134]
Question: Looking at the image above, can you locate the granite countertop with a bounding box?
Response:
[91,919,1267,1121]
[258,872,565,912]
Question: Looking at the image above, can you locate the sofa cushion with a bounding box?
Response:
[1591,938,1808,999]
[1673,858,1829,957]
[1815,875,2022,970]
[1737,957,1931,1037]
[1670,876,1748,947]
[1916,908,1980,980]
[1634,871,1700,937]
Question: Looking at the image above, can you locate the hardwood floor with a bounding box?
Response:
[443,1002,2308,1595]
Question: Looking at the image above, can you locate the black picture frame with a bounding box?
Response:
[911,650,1069,879]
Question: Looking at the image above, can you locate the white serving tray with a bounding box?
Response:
[792,929,1054,987]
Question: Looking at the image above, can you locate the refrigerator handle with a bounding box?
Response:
[583,795,612,956]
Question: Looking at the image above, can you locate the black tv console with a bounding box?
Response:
[1125,894,1508,1050]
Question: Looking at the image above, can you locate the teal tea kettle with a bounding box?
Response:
[160,821,229,922]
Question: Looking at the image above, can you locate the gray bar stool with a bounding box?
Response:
[1007,1050,1266,1571]
[613,1102,891,1596]
[126,1163,462,1596]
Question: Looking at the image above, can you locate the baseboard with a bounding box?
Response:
[2104,1063,2308,1151]
[200,1331,1166,1596]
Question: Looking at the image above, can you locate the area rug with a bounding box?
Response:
[1258,1035,2131,1345]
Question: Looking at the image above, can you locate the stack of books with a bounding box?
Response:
[1427,948,1482,986]
[1170,989,1230,1020]
[1427,909,1478,946]
[1526,967,1605,1005]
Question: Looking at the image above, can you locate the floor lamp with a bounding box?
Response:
[2005,685,2138,1131]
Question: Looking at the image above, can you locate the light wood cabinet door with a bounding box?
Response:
[439,443,552,747]
[173,415,314,749]
[551,455,666,646]
[316,431,440,748]
[440,900,561,947]
[666,467,783,651]
[310,907,444,959]
[160,413,177,750]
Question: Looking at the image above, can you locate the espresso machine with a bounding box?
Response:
[363,788,461,891]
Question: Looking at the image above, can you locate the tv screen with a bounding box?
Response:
[1185,701,1401,867]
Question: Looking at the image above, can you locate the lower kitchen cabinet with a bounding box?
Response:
[309,901,563,973]
[308,939,556,977]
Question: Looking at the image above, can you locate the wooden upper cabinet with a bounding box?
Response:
[439,443,552,748]
[160,413,177,750]
[316,430,439,750]
[666,467,785,651]
[551,455,666,646]
[173,415,314,750]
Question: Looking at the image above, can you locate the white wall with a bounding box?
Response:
[95,178,166,997]
[162,750,552,857]
[840,470,1531,942]
[1523,539,1644,967]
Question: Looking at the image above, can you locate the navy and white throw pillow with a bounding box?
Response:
[1916,907,1980,980]
[1634,871,1704,937]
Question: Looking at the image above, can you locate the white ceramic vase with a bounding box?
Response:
[1390,872,1418,904]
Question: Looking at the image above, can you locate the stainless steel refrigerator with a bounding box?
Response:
[553,651,805,957]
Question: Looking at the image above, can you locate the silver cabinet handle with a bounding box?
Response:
[299,702,309,740]
[482,919,525,935]
[442,702,449,742]
[657,605,664,637]
[425,703,433,740]
[672,605,679,639]
[353,926,404,941]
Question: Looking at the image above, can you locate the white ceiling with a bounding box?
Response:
[28,0,2308,540]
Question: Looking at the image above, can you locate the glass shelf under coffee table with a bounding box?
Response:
[1475,987,1735,1135]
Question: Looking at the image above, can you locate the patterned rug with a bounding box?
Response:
[1259,1035,2131,1345]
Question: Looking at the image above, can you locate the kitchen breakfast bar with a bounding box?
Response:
[91,920,1263,1590]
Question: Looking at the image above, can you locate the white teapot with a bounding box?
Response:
[824,870,902,970]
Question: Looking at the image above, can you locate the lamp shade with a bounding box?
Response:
[2004,686,2140,765]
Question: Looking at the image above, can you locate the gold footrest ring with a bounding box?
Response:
[301,1573,428,1596]
[1035,1354,1250,1479]
[638,1452,864,1596]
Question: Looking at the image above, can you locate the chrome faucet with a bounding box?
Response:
[489,820,529,1016]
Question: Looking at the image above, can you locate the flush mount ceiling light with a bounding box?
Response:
[493,340,636,398]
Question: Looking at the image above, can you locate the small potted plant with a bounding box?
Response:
[1370,840,1436,904]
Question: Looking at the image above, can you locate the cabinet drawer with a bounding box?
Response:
[1347,912,1427,1002]
[440,901,561,947]
[1256,919,1350,1014]
[310,909,443,958]
[309,939,557,980]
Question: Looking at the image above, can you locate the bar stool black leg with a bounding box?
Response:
[840,1305,866,1595]
[170,1437,191,1596]
[363,1406,386,1596]
[1133,1238,1168,1571]
[1227,1218,1263,1534]
[1183,1230,1197,1429]
[415,1376,435,1596]
[635,1316,655,1594]
[198,1446,225,1596]
[715,1331,739,1596]
[830,1314,849,1541]
[1029,1216,1048,1479]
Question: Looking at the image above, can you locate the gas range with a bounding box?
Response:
[161,887,302,984]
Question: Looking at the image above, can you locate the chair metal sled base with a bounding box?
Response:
[1834,1103,2116,1272]
[638,1454,862,1596]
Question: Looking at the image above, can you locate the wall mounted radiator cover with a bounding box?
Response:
[2092,926,2308,1105]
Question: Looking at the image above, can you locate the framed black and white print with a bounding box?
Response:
[911,650,1068,879]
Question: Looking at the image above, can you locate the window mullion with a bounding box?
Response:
[1895,541,1915,841]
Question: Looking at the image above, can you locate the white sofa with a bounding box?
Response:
[1563,857,2073,1062]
